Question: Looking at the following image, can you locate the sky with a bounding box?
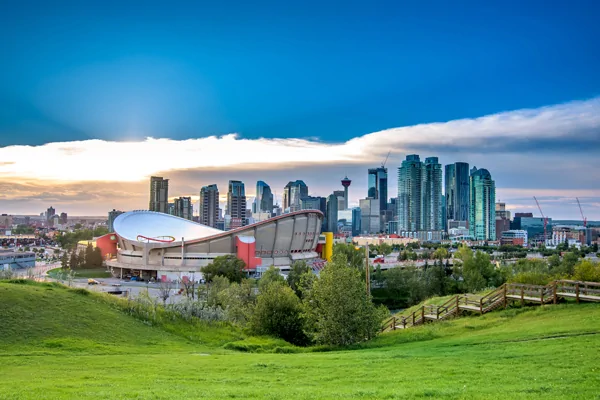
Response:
[0,0,599,219]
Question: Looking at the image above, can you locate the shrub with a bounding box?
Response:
[573,260,600,282]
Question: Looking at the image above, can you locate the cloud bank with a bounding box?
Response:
[0,98,599,219]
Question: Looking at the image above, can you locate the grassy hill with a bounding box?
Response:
[1,280,599,399]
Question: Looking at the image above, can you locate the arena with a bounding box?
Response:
[106,210,326,281]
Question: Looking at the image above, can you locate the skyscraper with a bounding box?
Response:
[333,190,346,212]
[174,197,194,220]
[283,180,308,212]
[227,180,247,226]
[367,167,388,211]
[423,157,443,231]
[149,176,169,213]
[397,155,423,231]
[200,184,219,228]
[108,209,123,232]
[445,162,470,227]
[469,167,496,240]
[325,194,338,233]
[255,181,274,214]
[351,207,361,236]
[46,206,55,222]
[359,198,380,234]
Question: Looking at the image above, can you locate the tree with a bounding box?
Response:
[258,266,285,291]
[560,252,579,276]
[84,243,94,268]
[332,243,366,270]
[376,243,393,256]
[201,255,246,283]
[60,252,69,270]
[86,247,104,269]
[432,247,449,261]
[249,281,307,345]
[302,253,387,346]
[69,251,80,269]
[181,276,196,299]
[158,280,174,305]
[573,260,600,282]
[199,275,230,307]
[287,261,310,297]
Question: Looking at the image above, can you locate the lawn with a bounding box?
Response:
[47,267,112,279]
[0,280,599,399]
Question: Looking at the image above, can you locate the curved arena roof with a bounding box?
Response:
[113,211,223,242]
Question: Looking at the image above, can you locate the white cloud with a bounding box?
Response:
[1,97,599,218]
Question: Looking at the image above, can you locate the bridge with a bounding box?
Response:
[382,280,600,331]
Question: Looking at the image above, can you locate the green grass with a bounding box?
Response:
[1,280,599,399]
[48,267,112,279]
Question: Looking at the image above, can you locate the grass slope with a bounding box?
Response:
[1,281,599,399]
[48,267,112,279]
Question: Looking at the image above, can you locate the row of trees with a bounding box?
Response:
[56,227,109,250]
[60,243,104,270]
[372,245,599,309]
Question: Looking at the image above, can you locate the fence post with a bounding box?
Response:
[521,287,524,307]
[412,312,415,326]
[421,307,425,324]
[576,283,580,304]
[540,287,544,306]
[503,284,507,309]
[553,282,557,304]
[393,316,397,331]
[480,298,483,313]
[403,317,406,329]
[456,296,460,316]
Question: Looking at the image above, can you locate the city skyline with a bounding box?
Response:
[0,97,599,219]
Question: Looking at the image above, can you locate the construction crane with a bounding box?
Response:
[576,197,587,228]
[381,150,391,168]
[533,196,548,242]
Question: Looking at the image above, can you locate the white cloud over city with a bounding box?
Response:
[0,97,599,219]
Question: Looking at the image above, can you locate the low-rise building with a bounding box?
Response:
[501,230,528,247]
[0,250,36,269]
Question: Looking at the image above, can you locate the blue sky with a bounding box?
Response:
[0,0,599,219]
[1,0,599,145]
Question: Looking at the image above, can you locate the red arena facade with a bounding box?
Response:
[107,210,324,281]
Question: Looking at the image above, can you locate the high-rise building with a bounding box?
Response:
[200,184,219,228]
[360,198,381,234]
[167,203,175,215]
[149,176,169,213]
[283,180,308,212]
[227,180,247,226]
[59,212,68,225]
[469,167,496,240]
[341,176,351,210]
[325,194,338,233]
[367,167,388,211]
[351,207,361,236]
[108,209,123,232]
[333,190,346,212]
[174,197,194,220]
[397,155,423,231]
[254,181,274,214]
[495,202,511,240]
[445,162,470,228]
[46,206,55,222]
[423,157,443,231]
[300,196,326,214]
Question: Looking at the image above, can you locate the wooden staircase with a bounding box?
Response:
[382,280,600,332]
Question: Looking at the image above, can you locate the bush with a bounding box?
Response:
[573,260,600,282]
[249,282,308,346]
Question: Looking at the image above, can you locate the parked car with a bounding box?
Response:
[88,279,100,285]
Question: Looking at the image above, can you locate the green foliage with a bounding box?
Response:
[432,247,449,260]
[12,224,34,234]
[201,255,246,283]
[60,252,69,269]
[200,275,230,307]
[258,266,285,291]
[287,260,310,297]
[332,243,366,270]
[218,279,256,324]
[573,260,600,282]
[302,253,387,346]
[249,282,308,346]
